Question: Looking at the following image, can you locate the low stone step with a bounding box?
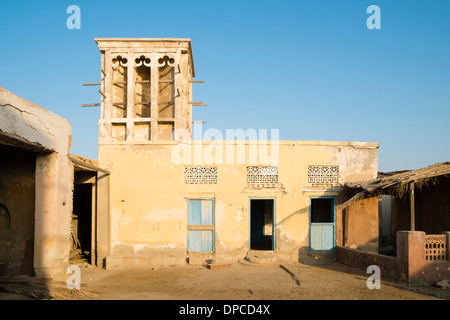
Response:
[244,251,277,264]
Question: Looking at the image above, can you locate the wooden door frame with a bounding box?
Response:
[309,196,336,252]
[186,198,215,253]
[248,197,276,251]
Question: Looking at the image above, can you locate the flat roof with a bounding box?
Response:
[94,38,192,42]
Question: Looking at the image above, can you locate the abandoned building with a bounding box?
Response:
[0,86,73,278]
[92,38,378,269]
[0,38,448,284]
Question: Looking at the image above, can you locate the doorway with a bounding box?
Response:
[72,183,93,262]
[378,195,393,255]
[309,197,336,251]
[0,144,36,276]
[250,199,274,250]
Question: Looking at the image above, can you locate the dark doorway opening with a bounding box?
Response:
[0,144,36,276]
[311,198,334,223]
[250,199,274,250]
[72,183,92,262]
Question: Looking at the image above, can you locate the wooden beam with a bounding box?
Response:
[410,182,415,231]
[69,155,110,174]
[192,121,206,124]
[83,82,101,86]
[81,103,101,107]
[189,80,204,83]
[187,225,214,231]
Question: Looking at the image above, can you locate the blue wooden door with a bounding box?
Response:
[187,199,214,252]
[310,223,335,251]
[310,198,335,251]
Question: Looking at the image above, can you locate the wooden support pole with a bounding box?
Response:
[410,182,415,231]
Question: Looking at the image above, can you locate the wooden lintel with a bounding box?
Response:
[187,225,214,231]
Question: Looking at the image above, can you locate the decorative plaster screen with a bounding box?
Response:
[308,166,339,184]
[247,166,279,184]
[184,167,217,184]
[425,235,447,261]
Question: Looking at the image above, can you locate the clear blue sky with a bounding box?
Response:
[1,0,449,172]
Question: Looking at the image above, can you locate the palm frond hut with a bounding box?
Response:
[337,162,450,283]
[342,161,450,243]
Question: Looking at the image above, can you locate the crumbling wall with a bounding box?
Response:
[0,86,73,279]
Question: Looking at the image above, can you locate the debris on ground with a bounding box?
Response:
[436,280,450,289]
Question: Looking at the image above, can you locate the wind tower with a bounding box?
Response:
[87,38,205,143]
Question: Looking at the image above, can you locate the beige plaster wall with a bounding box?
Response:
[99,140,378,268]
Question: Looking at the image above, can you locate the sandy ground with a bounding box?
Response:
[49,259,449,301]
[1,259,449,304]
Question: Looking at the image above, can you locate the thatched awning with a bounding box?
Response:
[69,154,110,174]
[341,161,450,209]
